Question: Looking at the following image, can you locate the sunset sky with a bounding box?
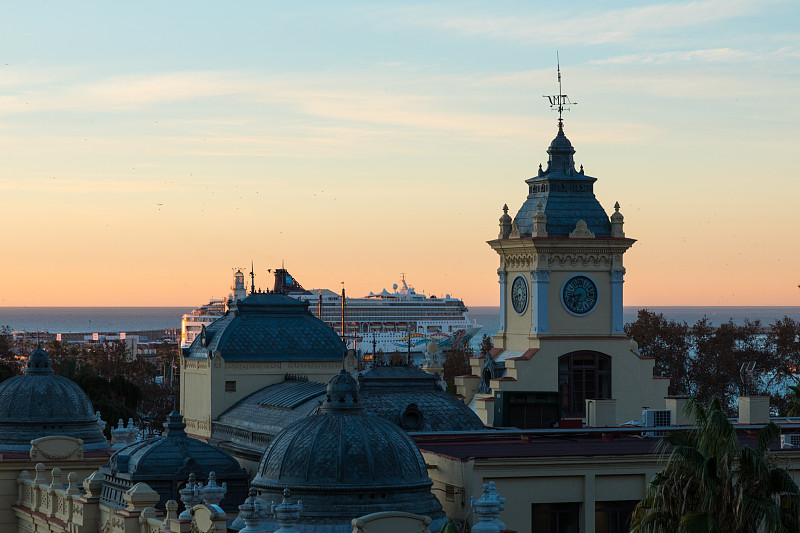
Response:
[1,1,798,307]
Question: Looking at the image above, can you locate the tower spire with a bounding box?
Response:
[250,261,255,295]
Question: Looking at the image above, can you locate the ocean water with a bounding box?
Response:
[466,306,800,349]
[1,305,798,339]
[0,307,192,333]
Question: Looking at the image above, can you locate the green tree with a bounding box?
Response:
[625,310,691,396]
[631,398,800,533]
[0,325,14,361]
[443,339,474,393]
[0,325,19,383]
[71,365,142,438]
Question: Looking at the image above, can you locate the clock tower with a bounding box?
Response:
[457,110,668,426]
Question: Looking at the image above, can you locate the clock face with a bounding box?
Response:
[511,275,528,315]
[561,275,598,316]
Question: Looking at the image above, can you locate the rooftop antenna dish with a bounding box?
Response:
[543,52,577,127]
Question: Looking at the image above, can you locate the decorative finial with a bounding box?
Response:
[611,202,625,237]
[543,52,576,127]
[580,164,584,173]
[502,204,508,214]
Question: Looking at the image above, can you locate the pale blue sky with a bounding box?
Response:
[0,1,798,306]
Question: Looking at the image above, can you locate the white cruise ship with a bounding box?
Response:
[272,269,482,355]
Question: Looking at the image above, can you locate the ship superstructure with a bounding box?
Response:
[272,269,481,355]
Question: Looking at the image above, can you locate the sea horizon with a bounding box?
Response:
[0,305,798,335]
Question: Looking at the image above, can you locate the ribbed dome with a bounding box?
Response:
[0,348,108,451]
[100,411,248,511]
[185,293,345,362]
[250,371,445,528]
[254,409,430,490]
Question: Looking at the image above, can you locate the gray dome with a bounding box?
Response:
[0,347,108,452]
[513,121,613,237]
[100,411,248,512]
[186,293,345,362]
[251,370,445,527]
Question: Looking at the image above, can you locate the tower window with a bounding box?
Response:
[558,351,611,417]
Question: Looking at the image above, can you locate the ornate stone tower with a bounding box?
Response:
[457,118,668,426]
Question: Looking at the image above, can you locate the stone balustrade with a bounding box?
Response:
[15,467,230,533]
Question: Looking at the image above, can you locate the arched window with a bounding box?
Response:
[558,351,611,417]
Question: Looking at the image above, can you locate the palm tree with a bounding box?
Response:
[630,398,800,533]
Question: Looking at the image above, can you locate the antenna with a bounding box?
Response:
[250,261,255,295]
[543,52,577,126]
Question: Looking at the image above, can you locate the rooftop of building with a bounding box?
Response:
[184,292,345,362]
[511,121,614,238]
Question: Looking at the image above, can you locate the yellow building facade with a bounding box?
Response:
[457,120,669,426]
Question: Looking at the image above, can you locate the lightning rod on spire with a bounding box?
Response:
[543,52,577,127]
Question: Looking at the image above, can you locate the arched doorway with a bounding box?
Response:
[558,351,611,417]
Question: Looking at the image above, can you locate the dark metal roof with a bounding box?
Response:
[185,292,345,362]
[250,371,445,528]
[259,380,326,410]
[0,348,108,452]
[513,122,612,237]
[417,436,661,460]
[358,366,486,432]
[100,411,248,512]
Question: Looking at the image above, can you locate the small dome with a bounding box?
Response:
[100,411,248,512]
[25,346,53,374]
[321,369,360,412]
[251,371,445,528]
[547,122,576,153]
[0,348,108,452]
[185,293,345,362]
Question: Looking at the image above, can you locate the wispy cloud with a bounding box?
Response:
[590,48,754,65]
[384,0,780,45]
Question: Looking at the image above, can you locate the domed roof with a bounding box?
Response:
[100,411,248,511]
[512,121,613,237]
[185,292,345,362]
[547,122,576,153]
[0,347,108,452]
[251,370,445,528]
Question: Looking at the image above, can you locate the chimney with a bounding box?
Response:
[586,399,616,428]
[738,396,770,425]
[665,396,693,426]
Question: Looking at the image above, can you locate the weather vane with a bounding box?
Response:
[543,52,576,126]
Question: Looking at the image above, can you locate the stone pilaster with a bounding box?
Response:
[529,270,550,335]
[611,270,625,333]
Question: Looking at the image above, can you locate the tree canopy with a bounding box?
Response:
[626,310,800,414]
[631,398,800,533]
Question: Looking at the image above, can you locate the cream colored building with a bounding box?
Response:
[419,397,800,533]
[180,292,356,440]
[457,120,668,427]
